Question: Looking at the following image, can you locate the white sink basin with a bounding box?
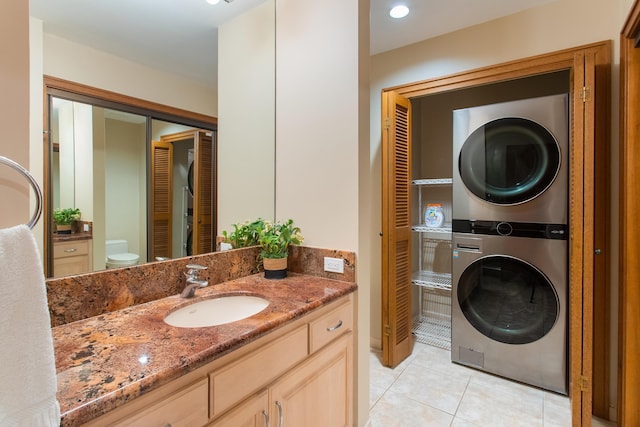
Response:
[164,295,269,328]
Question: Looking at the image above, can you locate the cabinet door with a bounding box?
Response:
[210,390,269,427]
[270,333,352,427]
[53,239,92,277]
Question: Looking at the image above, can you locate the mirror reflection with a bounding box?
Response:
[50,98,216,277]
[42,0,276,278]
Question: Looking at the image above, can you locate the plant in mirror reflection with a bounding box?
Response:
[222,218,265,249]
[53,207,81,225]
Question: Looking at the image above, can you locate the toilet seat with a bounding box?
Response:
[106,252,140,267]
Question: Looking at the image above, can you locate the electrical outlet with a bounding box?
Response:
[324,257,344,274]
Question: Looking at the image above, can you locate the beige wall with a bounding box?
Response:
[218,0,275,231]
[368,0,631,420]
[1,1,30,230]
[42,34,217,117]
[275,0,369,424]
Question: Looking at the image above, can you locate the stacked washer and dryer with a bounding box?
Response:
[450,94,570,394]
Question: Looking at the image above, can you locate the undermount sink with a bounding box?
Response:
[164,295,270,328]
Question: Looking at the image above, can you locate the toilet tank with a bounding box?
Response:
[106,239,128,256]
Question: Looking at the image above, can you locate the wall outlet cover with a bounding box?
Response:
[324,257,344,274]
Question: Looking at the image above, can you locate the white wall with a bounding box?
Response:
[275,0,369,424]
[104,119,146,262]
[368,0,631,419]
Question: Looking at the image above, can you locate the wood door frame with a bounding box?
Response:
[381,40,611,426]
[619,2,640,424]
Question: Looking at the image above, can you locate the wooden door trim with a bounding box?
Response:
[619,2,640,424]
[381,40,611,426]
[43,76,217,125]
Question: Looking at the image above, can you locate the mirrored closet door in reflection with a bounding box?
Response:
[48,95,216,278]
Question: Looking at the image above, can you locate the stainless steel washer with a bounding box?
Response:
[451,225,568,394]
[453,94,569,224]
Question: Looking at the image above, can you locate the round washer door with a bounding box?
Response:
[458,117,561,205]
[457,255,559,344]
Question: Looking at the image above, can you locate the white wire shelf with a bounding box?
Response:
[411,178,453,186]
[411,270,452,291]
[411,225,452,238]
[413,316,451,351]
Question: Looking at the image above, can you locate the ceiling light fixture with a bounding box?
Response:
[390,5,409,19]
[206,0,221,4]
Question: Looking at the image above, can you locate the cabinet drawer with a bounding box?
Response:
[54,239,90,259]
[309,299,353,353]
[113,377,208,427]
[210,325,308,417]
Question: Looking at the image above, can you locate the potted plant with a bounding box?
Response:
[258,219,303,279]
[53,207,81,234]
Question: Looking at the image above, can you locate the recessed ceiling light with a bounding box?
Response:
[206,0,221,4]
[390,5,409,19]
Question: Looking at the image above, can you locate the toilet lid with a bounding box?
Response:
[107,253,139,263]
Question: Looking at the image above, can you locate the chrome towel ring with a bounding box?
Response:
[0,155,43,229]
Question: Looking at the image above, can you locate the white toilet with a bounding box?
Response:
[105,239,140,268]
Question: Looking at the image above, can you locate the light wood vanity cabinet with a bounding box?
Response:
[83,293,354,427]
[210,296,354,427]
[53,238,93,277]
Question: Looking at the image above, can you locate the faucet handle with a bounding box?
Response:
[186,264,207,271]
[185,264,207,279]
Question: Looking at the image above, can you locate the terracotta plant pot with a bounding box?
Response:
[263,257,287,279]
[55,224,72,234]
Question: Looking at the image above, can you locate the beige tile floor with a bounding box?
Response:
[369,342,616,427]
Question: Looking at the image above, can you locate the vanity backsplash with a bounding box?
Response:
[46,245,356,327]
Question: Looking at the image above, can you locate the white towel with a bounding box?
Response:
[0,225,60,426]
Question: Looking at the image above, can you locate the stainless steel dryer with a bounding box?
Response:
[453,94,569,224]
[451,222,568,394]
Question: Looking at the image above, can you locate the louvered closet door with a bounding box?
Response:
[193,131,214,254]
[151,141,173,260]
[381,91,413,368]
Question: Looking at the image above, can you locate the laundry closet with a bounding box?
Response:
[409,70,571,393]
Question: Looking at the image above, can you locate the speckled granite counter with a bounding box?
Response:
[53,272,357,426]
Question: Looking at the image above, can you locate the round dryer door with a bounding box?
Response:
[457,255,559,344]
[458,117,561,205]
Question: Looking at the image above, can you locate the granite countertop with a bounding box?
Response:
[53,272,357,426]
[52,232,93,242]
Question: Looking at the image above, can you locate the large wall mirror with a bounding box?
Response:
[38,0,276,278]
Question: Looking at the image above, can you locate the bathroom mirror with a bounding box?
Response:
[40,0,276,277]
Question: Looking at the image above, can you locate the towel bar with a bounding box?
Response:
[0,155,43,229]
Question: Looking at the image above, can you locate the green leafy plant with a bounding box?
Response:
[259,219,303,259]
[53,207,81,225]
[222,218,265,249]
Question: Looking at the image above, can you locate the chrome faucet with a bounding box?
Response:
[181,264,208,298]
